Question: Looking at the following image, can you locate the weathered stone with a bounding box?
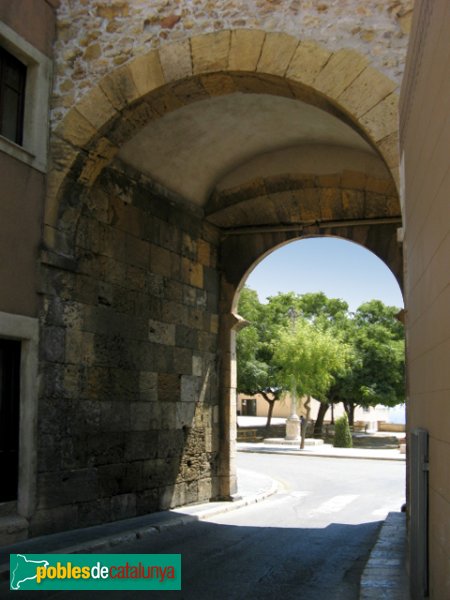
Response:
[79,137,119,185]
[137,371,158,402]
[377,131,400,169]
[41,326,66,363]
[338,66,397,118]
[111,493,136,520]
[173,346,193,375]
[125,430,159,461]
[201,73,236,97]
[341,189,366,219]
[286,40,332,86]
[37,468,98,509]
[181,375,200,403]
[175,324,198,350]
[30,505,78,537]
[54,108,97,147]
[158,373,181,402]
[257,32,299,76]
[128,50,166,98]
[314,48,369,98]
[191,31,231,74]
[181,257,204,288]
[176,401,196,428]
[192,355,203,377]
[136,489,159,515]
[51,5,410,132]
[78,498,111,527]
[129,402,157,431]
[96,2,129,19]
[100,401,132,432]
[149,244,172,277]
[228,29,265,71]
[360,92,399,142]
[197,239,211,267]
[159,39,192,82]
[99,65,140,111]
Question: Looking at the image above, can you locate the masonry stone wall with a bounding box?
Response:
[29,0,408,539]
[35,163,221,534]
[51,0,413,127]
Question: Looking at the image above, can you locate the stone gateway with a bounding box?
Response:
[0,1,449,598]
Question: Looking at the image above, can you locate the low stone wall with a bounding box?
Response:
[378,421,405,432]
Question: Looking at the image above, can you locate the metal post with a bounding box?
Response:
[409,428,429,599]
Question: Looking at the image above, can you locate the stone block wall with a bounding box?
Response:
[51,0,413,127]
[34,163,221,535]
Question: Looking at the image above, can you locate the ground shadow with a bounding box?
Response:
[1,517,381,600]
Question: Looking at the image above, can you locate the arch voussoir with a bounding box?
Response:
[46,29,401,252]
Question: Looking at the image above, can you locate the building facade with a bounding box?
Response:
[0,0,57,543]
[400,0,450,596]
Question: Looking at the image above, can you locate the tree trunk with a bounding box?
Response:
[314,402,329,437]
[265,399,275,429]
[300,416,306,449]
[343,402,355,426]
[300,395,311,449]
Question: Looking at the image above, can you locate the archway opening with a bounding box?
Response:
[233,236,405,520]
[40,33,404,534]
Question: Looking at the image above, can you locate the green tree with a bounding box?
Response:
[237,288,405,435]
[334,413,353,448]
[331,300,405,425]
[273,319,348,417]
[236,287,283,427]
[273,318,349,447]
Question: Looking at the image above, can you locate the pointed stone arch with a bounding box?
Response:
[45,29,400,258]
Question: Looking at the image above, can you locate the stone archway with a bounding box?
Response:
[44,29,400,258]
[37,29,404,523]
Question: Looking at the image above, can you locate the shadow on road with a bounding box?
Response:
[2,518,381,600]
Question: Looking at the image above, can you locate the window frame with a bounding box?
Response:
[0,21,52,173]
[0,46,27,145]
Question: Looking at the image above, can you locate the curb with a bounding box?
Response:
[0,473,278,581]
[237,446,405,462]
[359,511,409,599]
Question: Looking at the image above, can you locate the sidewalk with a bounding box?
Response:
[0,467,277,580]
[359,511,409,599]
[238,441,406,461]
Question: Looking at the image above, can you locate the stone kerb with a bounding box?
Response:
[46,29,400,255]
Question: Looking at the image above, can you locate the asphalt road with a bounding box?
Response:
[3,453,405,600]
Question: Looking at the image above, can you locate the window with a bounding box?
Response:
[0,339,21,502]
[0,21,52,172]
[0,47,27,145]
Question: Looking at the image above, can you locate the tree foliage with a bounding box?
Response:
[273,319,348,401]
[236,287,405,430]
[331,299,405,423]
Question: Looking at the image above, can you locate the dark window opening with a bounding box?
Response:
[0,47,26,145]
[0,339,21,502]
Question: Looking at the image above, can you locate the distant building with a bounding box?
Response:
[237,393,398,432]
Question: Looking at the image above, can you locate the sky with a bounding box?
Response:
[245,237,404,313]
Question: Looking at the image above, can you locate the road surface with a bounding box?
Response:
[3,452,405,599]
